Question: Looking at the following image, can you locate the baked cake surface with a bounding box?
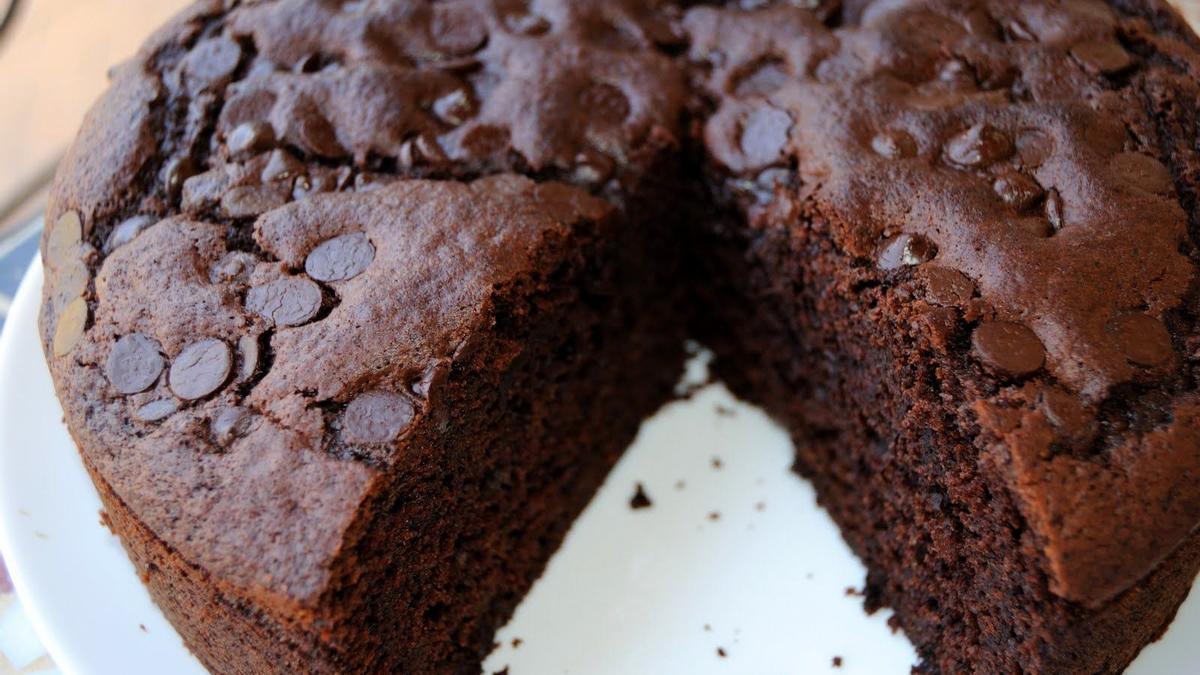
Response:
[38,0,1200,673]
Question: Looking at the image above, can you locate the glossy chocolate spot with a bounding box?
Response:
[1070,40,1132,75]
[432,88,477,126]
[871,129,917,159]
[341,391,416,445]
[1044,189,1065,231]
[246,277,323,327]
[740,106,792,168]
[1111,313,1173,366]
[169,339,233,400]
[431,4,487,55]
[134,399,179,423]
[105,215,157,253]
[1016,129,1055,168]
[106,334,165,395]
[305,232,375,283]
[570,150,615,187]
[923,266,975,306]
[183,36,243,90]
[52,297,89,358]
[993,171,1044,211]
[163,156,198,200]
[1040,386,1095,443]
[972,321,1045,376]
[733,57,789,97]
[877,233,937,270]
[294,112,346,159]
[227,121,277,156]
[1110,152,1173,195]
[212,406,253,445]
[580,82,631,128]
[945,123,1012,169]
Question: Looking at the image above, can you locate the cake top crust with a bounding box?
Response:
[40,0,1200,611]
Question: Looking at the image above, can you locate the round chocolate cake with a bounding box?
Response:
[38,1,1200,673]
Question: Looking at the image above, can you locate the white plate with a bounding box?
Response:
[0,258,1197,675]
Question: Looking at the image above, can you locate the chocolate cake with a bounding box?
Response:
[37,0,1200,673]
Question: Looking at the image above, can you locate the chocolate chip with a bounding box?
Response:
[431,4,487,55]
[106,334,165,395]
[570,150,615,188]
[432,88,476,126]
[227,121,276,156]
[1044,188,1065,231]
[212,406,253,445]
[733,57,789,98]
[341,391,416,445]
[294,111,346,159]
[1110,152,1173,195]
[163,156,197,200]
[53,297,89,357]
[972,321,1045,376]
[877,233,937,270]
[134,399,179,423]
[46,211,82,266]
[209,251,260,287]
[923,266,975,306]
[169,339,233,400]
[1040,386,1094,442]
[1016,129,1054,168]
[305,232,375,283]
[993,171,1044,211]
[105,215,156,253]
[580,83,631,128]
[262,150,304,183]
[246,277,323,327]
[503,10,551,36]
[1111,313,1173,366]
[221,186,287,218]
[871,129,918,159]
[458,125,510,159]
[1070,40,1132,75]
[236,334,261,383]
[183,36,243,90]
[945,123,1012,169]
[740,106,792,167]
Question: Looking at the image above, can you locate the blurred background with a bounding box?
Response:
[0,1,1198,674]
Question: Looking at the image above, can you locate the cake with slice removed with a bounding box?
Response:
[37,0,1200,673]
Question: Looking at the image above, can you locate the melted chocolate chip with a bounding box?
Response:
[227,121,277,156]
[134,398,179,423]
[740,106,792,167]
[169,339,233,400]
[236,334,261,384]
[106,334,165,395]
[877,233,937,270]
[1044,188,1065,231]
[945,123,1012,169]
[923,266,975,306]
[305,232,376,283]
[52,297,89,358]
[432,88,477,126]
[221,186,287,218]
[972,321,1045,376]
[341,391,416,445]
[581,82,631,128]
[105,215,157,253]
[1111,313,1173,366]
[51,258,90,308]
[212,406,253,445]
[503,10,550,36]
[993,171,1044,211]
[1040,386,1094,443]
[431,4,487,55]
[733,57,789,98]
[294,111,346,159]
[1110,152,1173,195]
[1016,129,1054,168]
[1070,40,1132,75]
[246,277,323,327]
[871,129,918,159]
